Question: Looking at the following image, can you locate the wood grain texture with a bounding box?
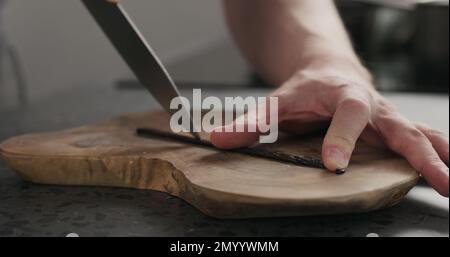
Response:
[0,111,419,218]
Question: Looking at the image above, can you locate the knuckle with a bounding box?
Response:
[340,98,371,114]
[390,127,427,153]
[426,156,444,167]
[427,129,448,138]
[329,134,356,149]
[376,98,398,111]
[374,99,399,119]
[419,156,445,176]
[416,123,449,139]
[406,127,427,141]
[375,111,397,125]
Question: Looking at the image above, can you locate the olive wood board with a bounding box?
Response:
[0,111,419,218]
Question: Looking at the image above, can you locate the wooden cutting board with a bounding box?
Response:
[0,111,419,218]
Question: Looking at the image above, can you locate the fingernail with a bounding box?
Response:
[326,147,349,171]
[335,168,346,175]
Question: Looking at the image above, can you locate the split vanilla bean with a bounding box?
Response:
[136,128,325,169]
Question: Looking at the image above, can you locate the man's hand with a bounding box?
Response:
[210,57,449,197]
[216,0,449,196]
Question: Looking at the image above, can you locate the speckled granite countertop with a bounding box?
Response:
[0,85,448,237]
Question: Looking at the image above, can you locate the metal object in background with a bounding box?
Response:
[82,0,199,139]
[414,1,449,83]
[337,0,449,92]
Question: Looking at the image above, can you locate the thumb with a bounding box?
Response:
[210,98,279,149]
[210,108,261,149]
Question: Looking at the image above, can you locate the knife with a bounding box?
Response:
[82,0,200,140]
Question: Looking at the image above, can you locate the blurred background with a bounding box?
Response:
[0,0,448,111]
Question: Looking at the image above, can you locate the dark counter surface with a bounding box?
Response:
[0,84,448,237]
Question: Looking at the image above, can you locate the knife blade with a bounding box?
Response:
[82,0,200,139]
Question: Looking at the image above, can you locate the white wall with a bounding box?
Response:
[1,0,228,103]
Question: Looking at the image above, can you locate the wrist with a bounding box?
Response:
[295,49,374,88]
